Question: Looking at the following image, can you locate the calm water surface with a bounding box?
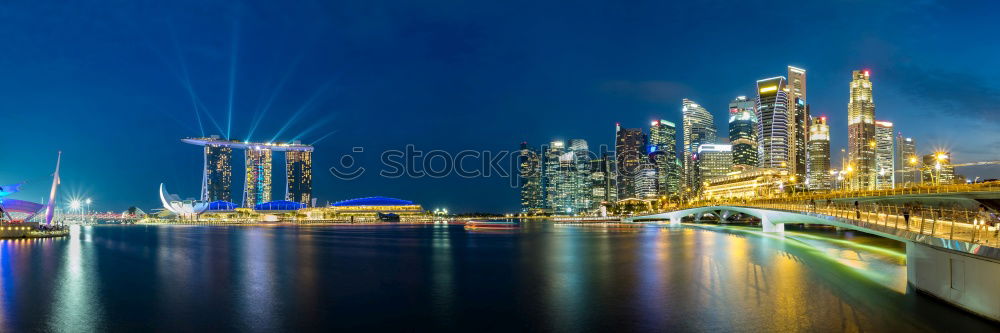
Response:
[0,222,996,332]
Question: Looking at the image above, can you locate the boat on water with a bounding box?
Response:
[464,220,518,230]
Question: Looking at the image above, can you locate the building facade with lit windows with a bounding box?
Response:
[202,141,233,202]
[755,77,790,170]
[702,168,787,200]
[682,99,717,190]
[807,116,831,190]
[635,162,658,199]
[874,121,895,189]
[895,135,919,186]
[615,125,647,199]
[847,70,877,190]
[787,66,809,182]
[728,96,757,169]
[649,119,681,196]
[285,150,313,205]
[695,144,733,192]
[245,147,273,206]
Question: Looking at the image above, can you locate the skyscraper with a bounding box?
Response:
[518,142,544,213]
[589,153,616,210]
[874,121,895,189]
[649,119,681,195]
[848,70,877,190]
[787,66,809,181]
[682,99,716,190]
[728,96,757,169]
[568,139,592,213]
[202,142,233,202]
[543,140,565,210]
[694,144,733,192]
[244,147,273,207]
[755,77,790,169]
[285,150,313,205]
[807,116,831,190]
[895,135,919,186]
[615,124,646,199]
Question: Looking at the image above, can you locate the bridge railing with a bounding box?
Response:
[764,180,1000,201]
[669,200,1000,246]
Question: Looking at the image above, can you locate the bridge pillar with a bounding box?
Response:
[760,213,784,233]
[657,213,680,226]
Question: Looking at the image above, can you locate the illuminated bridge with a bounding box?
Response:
[625,181,1000,321]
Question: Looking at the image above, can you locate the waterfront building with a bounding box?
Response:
[788,66,809,182]
[755,77,790,170]
[302,197,425,221]
[895,135,919,186]
[285,149,313,205]
[202,140,233,202]
[922,152,955,185]
[616,124,647,199]
[694,144,733,192]
[728,96,757,170]
[518,142,545,213]
[244,147,273,206]
[847,70,877,190]
[807,116,832,190]
[649,119,681,195]
[682,99,716,190]
[701,168,787,200]
[874,121,895,189]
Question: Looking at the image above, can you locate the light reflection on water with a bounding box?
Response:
[0,222,993,331]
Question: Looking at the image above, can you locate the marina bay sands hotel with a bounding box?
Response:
[182,136,313,207]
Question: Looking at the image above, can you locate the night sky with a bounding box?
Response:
[2,1,999,213]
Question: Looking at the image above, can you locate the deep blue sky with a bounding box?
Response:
[2,0,999,213]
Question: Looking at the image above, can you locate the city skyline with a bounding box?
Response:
[2,1,999,213]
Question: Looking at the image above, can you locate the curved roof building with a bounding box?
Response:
[206,201,238,211]
[332,197,415,207]
[159,183,209,216]
[255,200,306,211]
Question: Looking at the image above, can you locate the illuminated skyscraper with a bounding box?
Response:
[682,99,716,190]
[807,116,831,190]
[728,96,757,169]
[755,77,790,169]
[874,121,895,189]
[568,139,592,213]
[244,147,273,206]
[895,135,919,186]
[694,144,732,192]
[787,66,809,181]
[285,150,313,205]
[543,140,565,210]
[616,125,647,199]
[518,142,544,213]
[202,142,233,202]
[848,70,877,190]
[649,119,681,195]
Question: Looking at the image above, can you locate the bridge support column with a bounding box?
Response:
[658,213,680,226]
[907,242,1000,321]
[761,214,784,233]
